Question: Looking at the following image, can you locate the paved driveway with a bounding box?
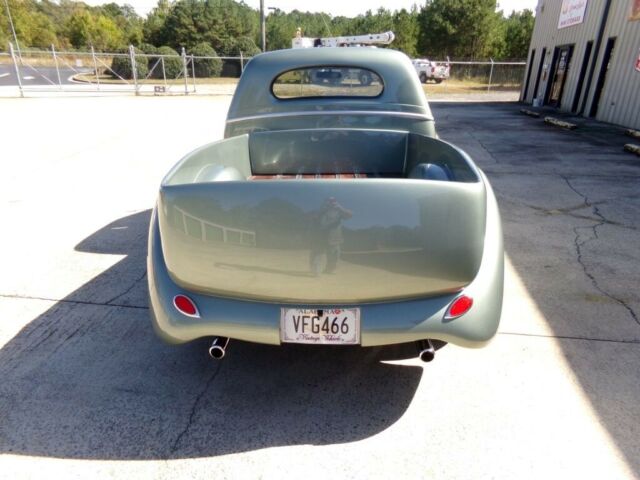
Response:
[0,63,91,86]
[0,96,638,479]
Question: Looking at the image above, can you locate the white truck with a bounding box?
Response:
[412,58,450,84]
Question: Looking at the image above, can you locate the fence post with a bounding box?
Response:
[51,44,62,90]
[445,55,450,94]
[129,45,139,95]
[181,47,189,95]
[91,45,100,90]
[9,42,23,98]
[161,56,167,89]
[191,54,196,93]
[487,58,494,92]
[240,51,244,73]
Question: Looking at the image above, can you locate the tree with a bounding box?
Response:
[65,10,93,48]
[219,35,260,76]
[265,9,296,51]
[190,42,222,77]
[1,0,57,49]
[65,8,125,51]
[99,3,144,46]
[152,45,181,78]
[159,0,258,52]
[110,46,148,79]
[502,9,534,60]
[392,8,419,57]
[143,0,171,46]
[0,21,8,50]
[0,0,529,61]
[418,0,504,59]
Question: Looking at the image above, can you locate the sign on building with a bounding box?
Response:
[630,0,640,21]
[558,0,589,29]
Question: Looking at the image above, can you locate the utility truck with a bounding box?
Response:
[412,58,450,84]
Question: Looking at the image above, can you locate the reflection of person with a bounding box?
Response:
[310,197,352,276]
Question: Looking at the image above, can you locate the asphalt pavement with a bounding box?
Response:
[0,96,638,479]
[0,63,88,86]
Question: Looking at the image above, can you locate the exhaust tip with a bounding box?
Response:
[208,336,229,360]
[419,348,435,362]
[416,339,436,363]
[208,345,225,360]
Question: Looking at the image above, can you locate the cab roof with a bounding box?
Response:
[226,48,431,121]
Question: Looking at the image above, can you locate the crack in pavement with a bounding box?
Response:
[0,293,148,310]
[105,270,148,305]
[170,361,223,455]
[466,130,500,165]
[497,195,638,231]
[562,175,640,327]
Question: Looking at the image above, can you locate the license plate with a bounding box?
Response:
[280,308,360,345]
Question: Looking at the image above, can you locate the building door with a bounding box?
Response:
[546,45,574,108]
[589,37,616,117]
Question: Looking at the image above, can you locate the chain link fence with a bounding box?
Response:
[447,60,526,91]
[0,43,249,96]
[0,43,525,97]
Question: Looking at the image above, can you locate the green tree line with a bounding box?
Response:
[1,0,534,60]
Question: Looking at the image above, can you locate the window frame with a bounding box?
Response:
[270,65,385,100]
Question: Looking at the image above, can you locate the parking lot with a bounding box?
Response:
[0,95,638,479]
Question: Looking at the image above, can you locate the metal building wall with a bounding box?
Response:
[590,4,640,128]
[522,0,640,130]
[523,0,604,107]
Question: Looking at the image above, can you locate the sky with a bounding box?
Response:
[81,0,538,18]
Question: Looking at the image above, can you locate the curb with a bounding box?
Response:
[520,108,540,118]
[544,116,577,130]
[623,144,640,156]
[626,129,640,140]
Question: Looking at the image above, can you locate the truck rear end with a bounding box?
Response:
[148,129,503,348]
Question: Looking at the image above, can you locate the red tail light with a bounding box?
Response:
[445,295,473,320]
[173,294,200,318]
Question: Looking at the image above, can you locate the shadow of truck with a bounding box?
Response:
[0,210,422,459]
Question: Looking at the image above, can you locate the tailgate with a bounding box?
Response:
[158,179,486,304]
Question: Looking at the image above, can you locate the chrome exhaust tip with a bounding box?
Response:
[208,337,230,360]
[417,339,435,363]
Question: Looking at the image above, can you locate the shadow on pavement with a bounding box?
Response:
[432,101,640,475]
[0,210,422,460]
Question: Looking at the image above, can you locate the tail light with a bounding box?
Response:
[173,294,200,318]
[445,295,473,320]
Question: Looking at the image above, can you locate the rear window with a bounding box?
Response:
[272,66,383,99]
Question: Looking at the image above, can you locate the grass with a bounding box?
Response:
[73,73,241,85]
[422,78,520,95]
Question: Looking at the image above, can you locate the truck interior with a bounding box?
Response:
[163,129,480,186]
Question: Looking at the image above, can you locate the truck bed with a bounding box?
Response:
[157,129,486,304]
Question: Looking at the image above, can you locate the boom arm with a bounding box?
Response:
[292,31,395,49]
